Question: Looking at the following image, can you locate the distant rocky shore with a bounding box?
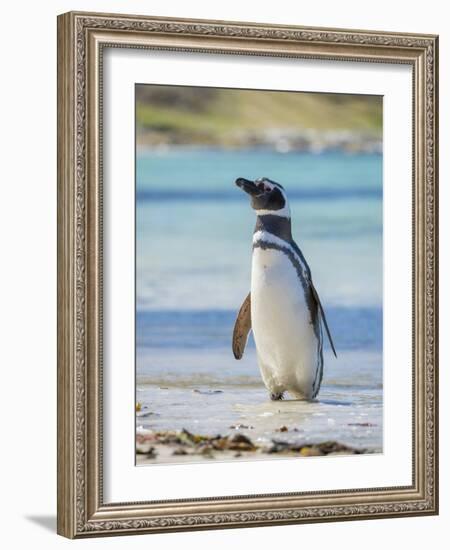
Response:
[137,128,382,154]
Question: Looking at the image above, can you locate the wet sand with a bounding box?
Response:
[136,350,382,465]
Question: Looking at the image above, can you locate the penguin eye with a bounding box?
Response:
[257,182,270,193]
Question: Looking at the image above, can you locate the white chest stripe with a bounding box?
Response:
[252,230,310,280]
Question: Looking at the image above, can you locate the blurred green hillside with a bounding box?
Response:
[136,85,382,150]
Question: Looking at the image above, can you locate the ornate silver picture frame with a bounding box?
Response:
[57,11,438,538]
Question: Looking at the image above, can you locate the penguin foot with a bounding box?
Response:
[270,392,284,401]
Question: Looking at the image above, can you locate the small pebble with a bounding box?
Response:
[193,389,223,395]
[172,448,188,456]
[229,424,254,430]
[348,422,377,427]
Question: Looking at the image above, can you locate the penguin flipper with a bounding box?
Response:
[232,292,252,360]
[310,283,337,358]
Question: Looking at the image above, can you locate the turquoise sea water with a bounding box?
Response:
[136,149,383,458]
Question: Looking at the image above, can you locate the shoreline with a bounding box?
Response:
[136,134,382,155]
[135,365,383,466]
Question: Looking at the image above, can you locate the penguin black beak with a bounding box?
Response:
[235,177,261,196]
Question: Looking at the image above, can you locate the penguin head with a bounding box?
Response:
[235,177,290,218]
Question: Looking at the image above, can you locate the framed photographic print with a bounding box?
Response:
[57,11,439,538]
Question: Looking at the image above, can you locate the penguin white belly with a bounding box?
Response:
[251,245,318,399]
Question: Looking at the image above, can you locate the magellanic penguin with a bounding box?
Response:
[232,177,337,401]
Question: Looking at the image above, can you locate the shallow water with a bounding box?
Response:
[137,348,382,453]
[136,149,383,459]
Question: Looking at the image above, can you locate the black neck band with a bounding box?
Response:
[254,215,292,241]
